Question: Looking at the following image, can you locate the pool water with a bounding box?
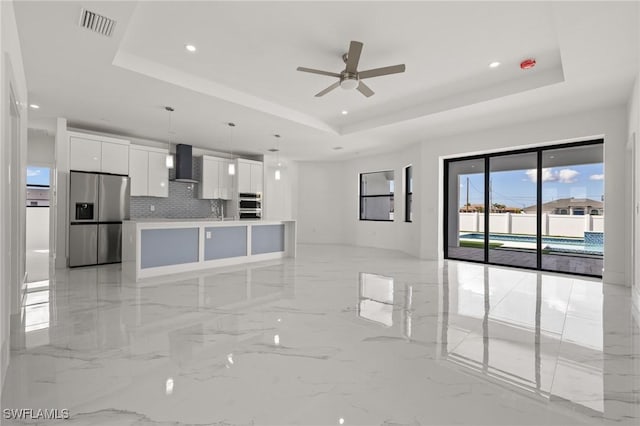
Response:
[460,233,603,255]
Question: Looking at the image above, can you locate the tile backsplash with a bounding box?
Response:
[130,158,225,219]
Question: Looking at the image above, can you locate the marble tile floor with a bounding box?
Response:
[2,244,639,425]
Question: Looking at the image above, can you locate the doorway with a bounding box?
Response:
[25,166,51,282]
[445,140,604,278]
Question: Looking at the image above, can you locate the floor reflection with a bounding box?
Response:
[439,262,617,417]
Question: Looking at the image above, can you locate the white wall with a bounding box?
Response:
[297,142,422,257]
[627,73,640,317]
[297,106,629,285]
[27,128,54,166]
[53,118,68,269]
[26,208,49,251]
[1,0,28,399]
[296,161,349,244]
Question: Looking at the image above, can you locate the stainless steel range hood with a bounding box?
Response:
[172,144,199,183]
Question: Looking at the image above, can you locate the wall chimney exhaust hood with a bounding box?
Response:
[172,144,199,183]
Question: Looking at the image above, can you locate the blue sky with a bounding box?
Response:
[459,163,604,208]
[26,166,50,186]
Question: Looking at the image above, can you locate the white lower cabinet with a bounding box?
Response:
[129,145,169,197]
[198,156,233,200]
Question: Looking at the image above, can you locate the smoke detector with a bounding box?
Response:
[520,58,536,70]
[78,8,116,37]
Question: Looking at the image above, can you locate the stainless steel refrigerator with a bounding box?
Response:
[69,171,130,267]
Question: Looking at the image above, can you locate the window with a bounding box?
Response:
[360,171,394,221]
[405,165,413,222]
[26,166,50,187]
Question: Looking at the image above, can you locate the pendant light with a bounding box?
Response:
[227,122,236,175]
[274,134,281,181]
[165,106,175,169]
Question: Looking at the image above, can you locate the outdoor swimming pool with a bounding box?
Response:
[460,233,604,255]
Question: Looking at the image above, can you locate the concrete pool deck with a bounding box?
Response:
[448,245,603,276]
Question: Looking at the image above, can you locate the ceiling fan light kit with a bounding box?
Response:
[297,40,406,98]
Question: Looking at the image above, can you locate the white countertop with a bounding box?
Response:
[124,218,295,227]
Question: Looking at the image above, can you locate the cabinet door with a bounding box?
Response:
[218,160,233,200]
[69,137,101,172]
[237,161,252,193]
[147,151,169,197]
[101,142,129,175]
[251,163,263,194]
[200,158,219,199]
[129,149,149,196]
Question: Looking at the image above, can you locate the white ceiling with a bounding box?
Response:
[16,1,639,161]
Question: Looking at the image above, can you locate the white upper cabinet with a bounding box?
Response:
[236,159,263,195]
[69,136,101,172]
[129,145,169,198]
[68,131,130,174]
[219,159,233,200]
[147,151,169,197]
[198,156,219,199]
[129,149,149,196]
[198,156,233,200]
[250,162,263,194]
[101,142,130,175]
[237,161,252,194]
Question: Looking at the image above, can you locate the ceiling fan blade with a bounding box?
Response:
[345,41,363,73]
[315,81,340,97]
[357,81,374,97]
[297,67,341,78]
[358,64,406,80]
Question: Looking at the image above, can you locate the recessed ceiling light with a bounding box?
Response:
[29,104,40,109]
[489,61,501,68]
[185,44,197,52]
[341,110,349,115]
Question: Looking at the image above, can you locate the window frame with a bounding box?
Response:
[359,170,395,222]
[405,165,413,223]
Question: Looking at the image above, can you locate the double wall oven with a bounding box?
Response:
[238,193,261,219]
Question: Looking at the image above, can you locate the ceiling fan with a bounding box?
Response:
[297,40,406,98]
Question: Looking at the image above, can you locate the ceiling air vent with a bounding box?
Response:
[78,8,116,37]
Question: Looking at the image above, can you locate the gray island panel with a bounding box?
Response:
[204,226,247,260]
[251,224,285,255]
[141,228,199,268]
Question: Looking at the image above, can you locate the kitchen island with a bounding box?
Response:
[122,219,296,281]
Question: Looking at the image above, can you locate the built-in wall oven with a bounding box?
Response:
[239,193,261,219]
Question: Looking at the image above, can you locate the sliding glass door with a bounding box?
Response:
[445,158,485,262]
[540,144,604,275]
[488,152,538,268]
[445,140,603,278]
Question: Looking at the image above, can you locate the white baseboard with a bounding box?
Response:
[603,270,626,286]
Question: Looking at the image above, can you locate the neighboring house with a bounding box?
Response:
[459,203,485,213]
[522,197,604,215]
